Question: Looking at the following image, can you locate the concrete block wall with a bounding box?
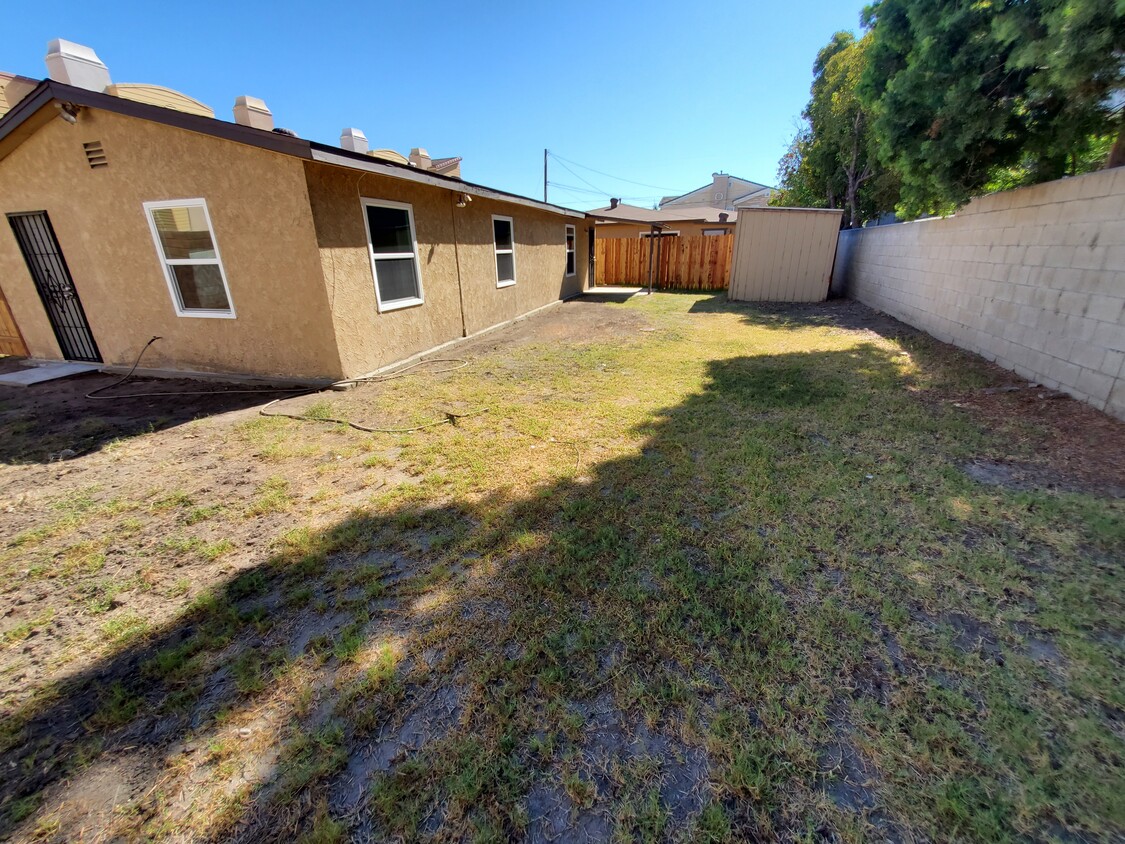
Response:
[834,168,1125,419]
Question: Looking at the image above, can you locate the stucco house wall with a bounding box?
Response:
[0,108,342,380]
[0,100,591,382]
[303,162,589,377]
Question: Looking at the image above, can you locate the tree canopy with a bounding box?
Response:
[774,0,1125,222]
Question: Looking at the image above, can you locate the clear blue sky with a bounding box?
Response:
[2,0,867,210]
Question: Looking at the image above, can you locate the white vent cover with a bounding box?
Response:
[233,96,273,131]
[340,128,368,154]
[45,39,111,92]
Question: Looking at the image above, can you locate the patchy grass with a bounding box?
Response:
[0,294,1121,842]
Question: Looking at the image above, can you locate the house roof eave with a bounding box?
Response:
[0,80,586,220]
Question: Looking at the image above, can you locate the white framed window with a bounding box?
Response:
[143,198,234,318]
[492,215,516,287]
[702,228,728,236]
[564,224,576,277]
[360,198,425,312]
[639,230,680,238]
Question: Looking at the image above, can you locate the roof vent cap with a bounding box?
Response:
[45,39,111,92]
[233,96,273,131]
[341,128,368,154]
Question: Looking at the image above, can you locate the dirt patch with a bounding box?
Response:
[455,297,653,355]
[961,458,1123,498]
[524,692,712,842]
[941,387,1125,498]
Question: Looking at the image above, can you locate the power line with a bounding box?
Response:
[547,182,658,203]
[550,157,613,196]
[548,151,685,193]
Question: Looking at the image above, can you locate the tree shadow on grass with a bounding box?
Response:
[0,341,1037,842]
[686,291,924,337]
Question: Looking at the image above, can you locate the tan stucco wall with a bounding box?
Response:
[0,108,342,379]
[303,161,589,377]
[835,168,1125,419]
[595,222,734,239]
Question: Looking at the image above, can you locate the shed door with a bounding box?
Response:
[7,212,101,362]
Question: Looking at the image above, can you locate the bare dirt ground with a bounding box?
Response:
[0,293,1121,843]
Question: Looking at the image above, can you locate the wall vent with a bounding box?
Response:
[83,140,107,169]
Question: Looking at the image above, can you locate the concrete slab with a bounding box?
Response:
[0,362,100,387]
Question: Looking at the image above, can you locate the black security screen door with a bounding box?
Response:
[7,211,101,362]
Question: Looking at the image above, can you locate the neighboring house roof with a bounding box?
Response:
[589,202,737,225]
[0,78,585,220]
[733,186,773,205]
[0,73,12,117]
[660,174,773,210]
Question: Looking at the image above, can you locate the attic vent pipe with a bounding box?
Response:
[718,212,729,223]
[340,128,368,154]
[233,96,273,131]
[45,39,111,92]
[609,198,619,209]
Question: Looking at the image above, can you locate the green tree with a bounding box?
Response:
[861,0,1124,217]
[773,32,895,227]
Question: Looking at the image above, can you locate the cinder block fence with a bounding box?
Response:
[833,168,1125,419]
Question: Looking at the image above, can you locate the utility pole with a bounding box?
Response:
[543,148,548,203]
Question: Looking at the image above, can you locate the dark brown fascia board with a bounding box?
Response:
[0,80,587,220]
[0,78,311,159]
[310,141,587,219]
[49,80,312,158]
[0,79,53,146]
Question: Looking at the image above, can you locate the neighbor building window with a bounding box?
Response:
[565,224,576,277]
[361,198,424,311]
[493,215,516,287]
[143,198,234,318]
[702,228,727,236]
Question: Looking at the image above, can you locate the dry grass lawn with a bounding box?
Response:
[0,292,1122,843]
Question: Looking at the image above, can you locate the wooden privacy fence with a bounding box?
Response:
[595,234,733,290]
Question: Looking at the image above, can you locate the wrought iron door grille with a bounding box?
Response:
[7,211,101,362]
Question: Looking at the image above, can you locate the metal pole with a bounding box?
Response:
[646,224,656,294]
[543,149,548,203]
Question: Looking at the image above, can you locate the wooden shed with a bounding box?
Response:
[728,207,844,302]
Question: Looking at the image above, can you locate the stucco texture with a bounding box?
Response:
[0,108,340,379]
[303,161,589,377]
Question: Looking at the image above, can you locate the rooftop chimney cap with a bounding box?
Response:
[45,39,111,92]
[609,198,620,209]
[718,212,729,223]
[232,95,273,131]
[340,128,368,154]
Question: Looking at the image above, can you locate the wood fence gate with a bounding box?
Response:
[595,234,733,290]
[0,284,28,357]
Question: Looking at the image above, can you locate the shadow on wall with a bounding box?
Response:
[2,343,917,842]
